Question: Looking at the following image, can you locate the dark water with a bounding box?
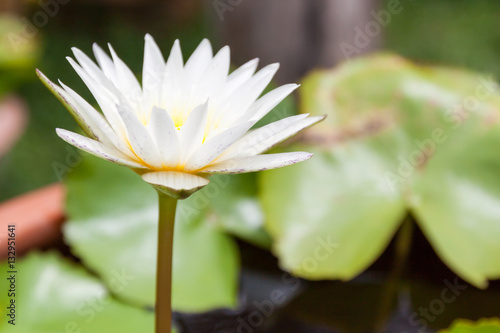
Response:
[174,228,500,333]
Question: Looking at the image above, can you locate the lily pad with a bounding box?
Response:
[64,154,245,312]
[206,173,271,249]
[261,54,500,287]
[0,252,154,332]
[261,144,406,280]
[440,318,500,333]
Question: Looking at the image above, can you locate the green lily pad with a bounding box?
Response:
[261,54,500,286]
[412,121,500,287]
[207,173,271,249]
[0,252,154,332]
[261,145,406,280]
[440,318,500,333]
[64,155,244,312]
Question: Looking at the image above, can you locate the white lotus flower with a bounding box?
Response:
[38,35,324,198]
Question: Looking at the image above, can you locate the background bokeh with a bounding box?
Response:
[1,1,500,333]
[2,0,500,201]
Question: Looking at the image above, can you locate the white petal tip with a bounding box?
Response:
[295,152,314,162]
[142,171,209,199]
[269,63,280,70]
[55,128,79,143]
[107,43,117,56]
[243,58,259,69]
[315,114,327,122]
[55,128,73,142]
[36,69,52,84]
[92,43,103,52]
[55,127,65,136]
[201,152,314,174]
[66,57,79,68]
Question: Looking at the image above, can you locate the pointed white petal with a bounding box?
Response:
[218,63,280,123]
[142,171,209,199]
[219,114,308,159]
[179,101,208,162]
[148,106,180,167]
[223,58,259,98]
[36,69,97,140]
[66,57,126,138]
[92,43,117,81]
[246,84,300,123]
[184,39,213,84]
[166,40,184,67]
[143,34,165,108]
[67,57,118,107]
[108,43,143,108]
[162,40,185,112]
[193,46,230,104]
[117,104,163,168]
[56,128,145,169]
[221,115,325,160]
[71,47,118,96]
[200,152,313,174]
[72,47,103,79]
[243,115,324,155]
[184,121,253,171]
[59,81,131,154]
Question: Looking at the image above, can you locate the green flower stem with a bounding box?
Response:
[156,192,178,333]
[375,216,414,332]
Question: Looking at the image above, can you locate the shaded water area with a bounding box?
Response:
[175,228,500,333]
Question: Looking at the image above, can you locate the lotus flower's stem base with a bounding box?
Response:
[156,192,178,333]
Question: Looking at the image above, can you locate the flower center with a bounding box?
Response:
[142,106,223,144]
[170,112,186,130]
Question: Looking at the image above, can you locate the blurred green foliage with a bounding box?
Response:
[0,252,155,333]
[385,0,500,78]
[440,318,500,333]
[261,54,500,288]
[0,14,40,92]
